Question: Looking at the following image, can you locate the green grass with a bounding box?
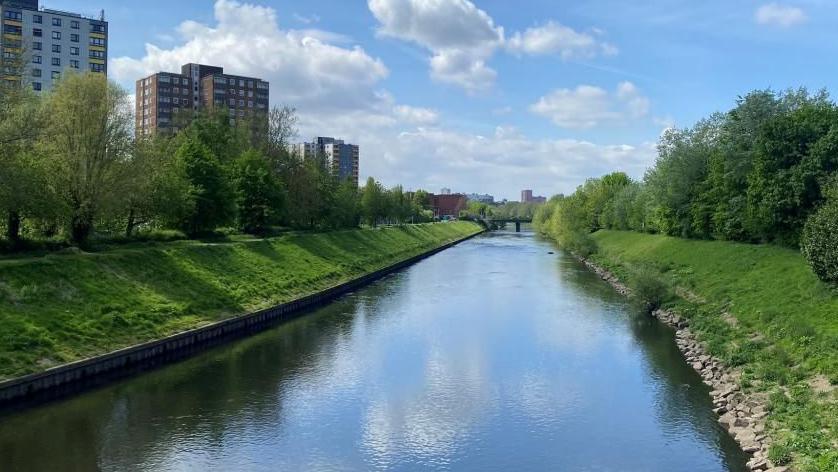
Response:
[589,230,837,472]
[0,222,482,380]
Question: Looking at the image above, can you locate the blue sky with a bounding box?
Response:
[43,0,837,200]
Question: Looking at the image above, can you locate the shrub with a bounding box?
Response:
[559,230,598,257]
[801,197,838,283]
[632,268,669,313]
[768,443,793,466]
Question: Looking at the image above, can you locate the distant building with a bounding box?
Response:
[466,193,495,204]
[521,189,546,203]
[431,193,467,219]
[440,187,451,195]
[0,0,108,93]
[293,136,360,187]
[521,190,533,202]
[135,63,269,136]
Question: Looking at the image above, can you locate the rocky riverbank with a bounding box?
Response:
[580,258,790,472]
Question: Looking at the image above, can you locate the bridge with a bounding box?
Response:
[485,217,533,232]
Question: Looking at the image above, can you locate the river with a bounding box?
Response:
[0,231,747,471]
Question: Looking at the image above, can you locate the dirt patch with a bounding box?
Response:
[808,375,836,396]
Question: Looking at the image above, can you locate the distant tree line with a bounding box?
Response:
[0,73,437,251]
[534,88,838,283]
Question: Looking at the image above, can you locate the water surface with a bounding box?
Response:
[0,231,747,471]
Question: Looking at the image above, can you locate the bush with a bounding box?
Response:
[632,268,669,313]
[560,230,598,257]
[801,197,838,283]
[768,443,793,466]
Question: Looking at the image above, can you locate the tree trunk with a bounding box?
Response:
[7,210,21,246]
[125,208,136,238]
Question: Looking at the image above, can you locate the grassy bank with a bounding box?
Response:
[0,222,481,380]
[588,230,836,471]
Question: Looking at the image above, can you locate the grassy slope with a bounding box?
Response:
[590,230,837,471]
[0,222,482,380]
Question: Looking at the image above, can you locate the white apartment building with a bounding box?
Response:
[1,0,107,92]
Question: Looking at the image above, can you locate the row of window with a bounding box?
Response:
[33,43,81,55]
[3,11,86,29]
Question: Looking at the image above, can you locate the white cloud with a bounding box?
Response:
[755,3,807,28]
[393,105,439,125]
[368,0,615,93]
[507,21,617,59]
[111,0,388,114]
[368,0,503,92]
[530,81,650,129]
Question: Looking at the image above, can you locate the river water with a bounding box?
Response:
[0,231,747,471]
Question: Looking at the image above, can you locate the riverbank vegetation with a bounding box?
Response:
[0,221,481,380]
[533,88,837,471]
[0,73,438,253]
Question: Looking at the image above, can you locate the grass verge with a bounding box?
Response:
[0,222,482,380]
[588,230,837,472]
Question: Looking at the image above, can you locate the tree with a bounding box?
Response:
[0,73,52,245]
[361,177,386,227]
[174,138,235,236]
[233,149,284,235]
[40,73,132,243]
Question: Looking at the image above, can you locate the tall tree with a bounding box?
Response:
[40,73,132,243]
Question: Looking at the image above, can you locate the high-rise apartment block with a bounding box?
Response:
[292,136,360,187]
[135,63,269,136]
[521,189,546,203]
[1,0,107,92]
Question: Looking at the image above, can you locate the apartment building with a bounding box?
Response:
[0,0,107,92]
[292,136,360,186]
[135,63,269,136]
[323,140,360,187]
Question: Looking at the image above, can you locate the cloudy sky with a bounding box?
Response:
[47,0,836,200]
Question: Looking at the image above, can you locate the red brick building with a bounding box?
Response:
[431,194,467,219]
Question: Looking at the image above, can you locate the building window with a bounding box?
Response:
[52,18,62,27]
[32,55,41,64]
[3,25,23,35]
[71,20,80,29]
[33,28,42,37]
[51,44,60,53]
[90,38,105,47]
[70,47,78,56]
[173,87,179,94]
[238,99,244,107]
[32,41,42,50]
[70,60,79,69]
[71,34,79,42]
[3,10,23,20]
[90,63,105,73]
[248,101,253,108]
[51,71,60,79]
[173,97,179,105]
[89,50,105,59]
[51,57,60,66]
[228,98,235,106]
[33,14,42,24]
[32,68,41,77]
[91,24,105,34]
[32,82,41,91]
[52,31,61,40]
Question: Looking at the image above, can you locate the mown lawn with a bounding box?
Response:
[589,230,837,471]
[0,222,482,380]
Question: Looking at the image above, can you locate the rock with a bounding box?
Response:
[734,417,750,427]
[718,412,735,428]
[765,467,789,472]
[713,406,727,415]
[743,444,761,453]
[746,458,768,470]
[692,361,704,370]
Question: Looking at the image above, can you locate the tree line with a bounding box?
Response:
[0,73,438,251]
[534,88,838,283]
